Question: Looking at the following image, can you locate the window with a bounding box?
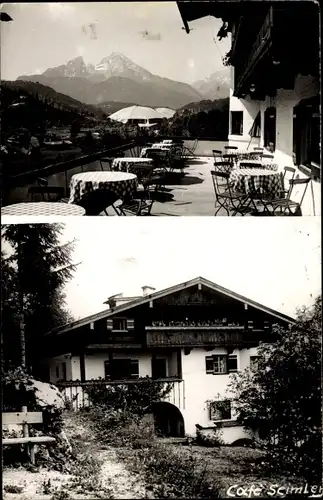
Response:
[104,358,139,380]
[210,400,232,421]
[61,362,67,381]
[250,356,259,370]
[205,355,227,374]
[231,111,243,135]
[112,318,127,331]
[152,358,167,379]
[55,365,60,379]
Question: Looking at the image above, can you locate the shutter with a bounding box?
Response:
[127,319,135,330]
[205,356,214,374]
[107,319,113,330]
[228,355,238,372]
[104,360,110,379]
[130,359,139,379]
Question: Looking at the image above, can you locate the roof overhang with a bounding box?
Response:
[47,276,296,337]
[177,1,242,33]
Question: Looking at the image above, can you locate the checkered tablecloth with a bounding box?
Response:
[1,202,85,216]
[69,171,138,204]
[141,143,172,157]
[237,159,278,171]
[112,157,153,173]
[229,168,284,197]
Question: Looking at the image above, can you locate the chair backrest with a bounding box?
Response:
[253,147,264,151]
[283,166,296,181]
[224,146,238,150]
[213,161,232,173]
[211,170,230,197]
[212,149,222,158]
[239,162,263,169]
[261,154,274,159]
[99,158,114,171]
[289,176,311,207]
[28,186,65,202]
[222,153,237,163]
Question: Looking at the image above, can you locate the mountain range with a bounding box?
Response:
[17,53,230,110]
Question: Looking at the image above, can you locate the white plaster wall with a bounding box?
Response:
[228,67,261,149]
[71,356,81,380]
[83,352,152,380]
[180,347,252,437]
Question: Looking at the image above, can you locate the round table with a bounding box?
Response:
[237,159,278,171]
[112,157,153,173]
[229,168,284,197]
[69,171,138,204]
[1,202,85,216]
[140,144,171,158]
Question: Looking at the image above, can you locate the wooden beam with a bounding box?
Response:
[80,352,86,382]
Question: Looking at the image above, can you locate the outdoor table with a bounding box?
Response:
[238,159,278,171]
[112,157,154,173]
[229,168,284,197]
[69,171,138,205]
[1,202,85,216]
[140,145,170,158]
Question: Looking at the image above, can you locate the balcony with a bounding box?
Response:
[234,7,274,97]
[146,326,259,347]
[57,377,184,410]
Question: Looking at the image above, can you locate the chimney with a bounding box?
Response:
[142,285,156,297]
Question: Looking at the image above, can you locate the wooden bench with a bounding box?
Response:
[2,411,56,464]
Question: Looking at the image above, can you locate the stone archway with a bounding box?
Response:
[152,402,185,437]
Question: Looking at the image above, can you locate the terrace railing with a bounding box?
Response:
[56,377,184,411]
[3,138,146,205]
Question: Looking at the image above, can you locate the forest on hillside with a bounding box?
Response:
[159,98,229,139]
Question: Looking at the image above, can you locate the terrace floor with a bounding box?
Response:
[105,156,320,217]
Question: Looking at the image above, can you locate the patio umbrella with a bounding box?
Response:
[155,107,176,119]
[109,105,164,124]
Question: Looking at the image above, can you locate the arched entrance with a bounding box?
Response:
[152,402,185,437]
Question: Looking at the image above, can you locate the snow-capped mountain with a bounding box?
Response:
[17,53,227,108]
[192,69,231,100]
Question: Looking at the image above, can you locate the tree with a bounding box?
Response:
[1,224,76,373]
[228,296,321,481]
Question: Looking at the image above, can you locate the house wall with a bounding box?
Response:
[228,67,261,149]
[48,346,259,443]
[83,352,152,380]
[180,346,255,441]
[228,72,320,215]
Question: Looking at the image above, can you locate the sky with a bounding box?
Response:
[1,2,230,83]
[31,217,322,321]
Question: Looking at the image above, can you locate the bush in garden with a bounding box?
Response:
[228,296,322,482]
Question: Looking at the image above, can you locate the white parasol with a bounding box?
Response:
[109,105,164,124]
[155,107,176,119]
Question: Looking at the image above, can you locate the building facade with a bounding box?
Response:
[177,1,321,215]
[42,277,293,444]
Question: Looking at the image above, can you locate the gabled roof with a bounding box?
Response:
[48,276,295,336]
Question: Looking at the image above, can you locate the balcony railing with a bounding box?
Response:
[146,326,258,347]
[234,7,273,96]
[56,378,184,411]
